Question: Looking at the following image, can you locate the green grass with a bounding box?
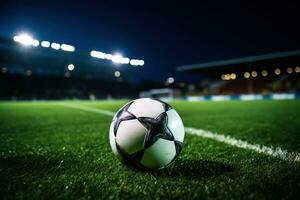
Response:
[0,100,300,199]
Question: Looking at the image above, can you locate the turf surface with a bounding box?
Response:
[0,100,299,199]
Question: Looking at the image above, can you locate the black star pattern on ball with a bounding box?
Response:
[113,102,136,135]
[138,112,174,148]
[115,142,146,169]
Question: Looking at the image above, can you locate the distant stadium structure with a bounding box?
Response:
[0,35,145,100]
[177,50,300,96]
[139,88,181,101]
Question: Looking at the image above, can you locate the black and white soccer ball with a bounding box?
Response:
[109,98,185,170]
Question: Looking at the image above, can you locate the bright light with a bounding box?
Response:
[90,50,106,59]
[287,67,293,74]
[139,60,145,66]
[295,66,300,73]
[224,74,230,80]
[13,34,34,46]
[230,73,236,79]
[32,39,39,47]
[13,36,19,42]
[67,64,75,71]
[121,57,130,64]
[51,42,60,50]
[112,54,123,63]
[114,71,121,77]
[17,34,33,45]
[130,59,144,66]
[221,74,226,80]
[105,54,113,60]
[90,50,143,66]
[274,68,281,75]
[61,44,75,52]
[13,34,39,47]
[262,70,268,77]
[251,71,258,78]
[41,41,50,48]
[130,59,137,66]
[167,77,175,84]
[244,72,250,78]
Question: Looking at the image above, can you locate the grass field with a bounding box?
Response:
[0,100,300,199]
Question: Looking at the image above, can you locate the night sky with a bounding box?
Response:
[0,1,299,82]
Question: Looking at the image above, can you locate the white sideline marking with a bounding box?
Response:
[185,127,300,162]
[61,103,300,162]
[61,103,115,116]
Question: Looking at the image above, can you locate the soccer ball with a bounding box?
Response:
[109,98,185,170]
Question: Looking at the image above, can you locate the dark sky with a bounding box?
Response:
[0,0,299,82]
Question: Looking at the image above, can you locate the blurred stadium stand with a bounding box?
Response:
[0,36,146,100]
[177,50,300,97]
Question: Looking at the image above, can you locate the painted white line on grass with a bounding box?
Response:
[61,103,300,162]
[61,103,115,116]
[185,127,300,162]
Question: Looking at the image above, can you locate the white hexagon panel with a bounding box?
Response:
[116,119,149,155]
[166,109,185,142]
[140,138,176,169]
[127,98,165,119]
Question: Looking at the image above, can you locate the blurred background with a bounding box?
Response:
[0,1,299,101]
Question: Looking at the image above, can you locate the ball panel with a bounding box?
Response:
[127,98,165,118]
[113,102,136,135]
[140,138,176,169]
[109,121,120,157]
[116,119,149,155]
[166,109,185,142]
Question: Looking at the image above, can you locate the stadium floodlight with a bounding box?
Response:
[41,41,50,48]
[67,64,75,71]
[274,68,281,75]
[130,59,139,66]
[13,36,19,42]
[262,70,268,76]
[61,44,75,52]
[287,67,293,74]
[251,71,258,78]
[51,42,60,50]
[105,53,113,60]
[121,57,130,64]
[224,74,230,80]
[114,71,121,77]
[13,34,34,46]
[91,50,143,66]
[230,73,236,80]
[167,77,175,84]
[129,59,135,66]
[244,72,250,79]
[139,60,145,66]
[32,39,39,47]
[90,50,106,59]
[112,54,123,64]
[221,74,226,80]
[130,59,144,66]
[295,66,300,73]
